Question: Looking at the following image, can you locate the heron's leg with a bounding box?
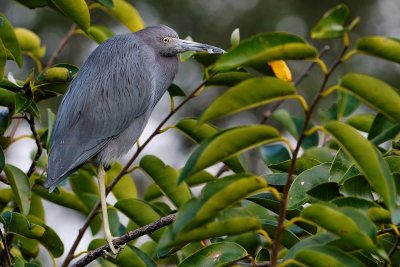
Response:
[97,165,119,254]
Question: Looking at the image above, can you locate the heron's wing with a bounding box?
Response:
[45,34,155,190]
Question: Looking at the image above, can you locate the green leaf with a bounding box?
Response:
[307,182,341,202]
[115,198,164,241]
[95,0,144,32]
[37,67,72,82]
[272,111,319,149]
[88,239,154,267]
[0,13,22,66]
[14,28,44,58]
[51,0,90,31]
[14,235,39,259]
[128,245,157,267]
[263,222,300,248]
[106,162,137,200]
[356,36,400,64]
[0,39,6,78]
[178,242,247,267]
[284,232,337,260]
[140,155,191,208]
[332,197,379,211]
[179,125,280,181]
[69,168,99,207]
[205,71,254,87]
[29,194,45,220]
[14,94,32,114]
[193,174,267,228]
[340,175,373,200]
[260,143,291,165]
[33,184,88,213]
[337,91,360,119]
[294,245,365,267]
[175,118,245,173]
[269,157,322,175]
[4,164,31,215]
[272,109,298,138]
[185,170,218,186]
[288,163,331,209]
[14,0,51,9]
[301,204,387,258]
[199,77,298,125]
[167,83,186,97]
[338,74,400,122]
[94,0,113,8]
[213,32,317,72]
[329,148,360,183]
[323,121,400,223]
[27,215,64,257]
[346,114,374,132]
[311,4,349,39]
[86,25,115,43]
[368,113,400,145]
[0,211,45,239]
[157,217,261,257]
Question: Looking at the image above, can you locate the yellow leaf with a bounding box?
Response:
[268,60,292,82]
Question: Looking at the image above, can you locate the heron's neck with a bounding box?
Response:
[152,56,178,107]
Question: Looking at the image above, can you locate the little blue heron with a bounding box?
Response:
[44,25,224,253]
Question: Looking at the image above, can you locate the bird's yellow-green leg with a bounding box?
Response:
[97,165,120,254]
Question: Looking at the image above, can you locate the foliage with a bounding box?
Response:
[0,2,400,267]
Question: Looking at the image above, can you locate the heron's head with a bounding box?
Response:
[138,25,225,57]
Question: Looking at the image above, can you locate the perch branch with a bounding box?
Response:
[71,214,176,267]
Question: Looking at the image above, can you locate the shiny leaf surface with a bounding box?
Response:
[199,77,297,124]
[213,32,317,72]
[179,125,280,181]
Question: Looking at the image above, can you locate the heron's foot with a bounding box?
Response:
[106,236,124,255]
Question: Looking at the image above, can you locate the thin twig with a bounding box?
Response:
[61,74,216,267]
[46,24,77,69]
[382,235,400,267]
[26,115,43,177]
[71,214,176,267]
[378,227,400,236]
[0,228,12,267]
[270,44,348,267]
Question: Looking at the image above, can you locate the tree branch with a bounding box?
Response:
[25,115,43,177]
[270,44,348,266]
[71,214,176,267]
[46,24,77,69]
[62,73,216,267]
[0,228,12,267]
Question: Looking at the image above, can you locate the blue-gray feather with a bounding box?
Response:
[45,26,179,191]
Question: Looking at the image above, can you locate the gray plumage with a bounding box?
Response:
[44,25,224,191]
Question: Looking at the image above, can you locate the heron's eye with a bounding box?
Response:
[163,37,170,43]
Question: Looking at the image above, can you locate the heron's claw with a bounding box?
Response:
[106,236,124,255]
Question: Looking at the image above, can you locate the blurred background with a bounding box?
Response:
[1,0,400,265]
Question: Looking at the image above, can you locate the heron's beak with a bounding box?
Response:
[172,38,226,54]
